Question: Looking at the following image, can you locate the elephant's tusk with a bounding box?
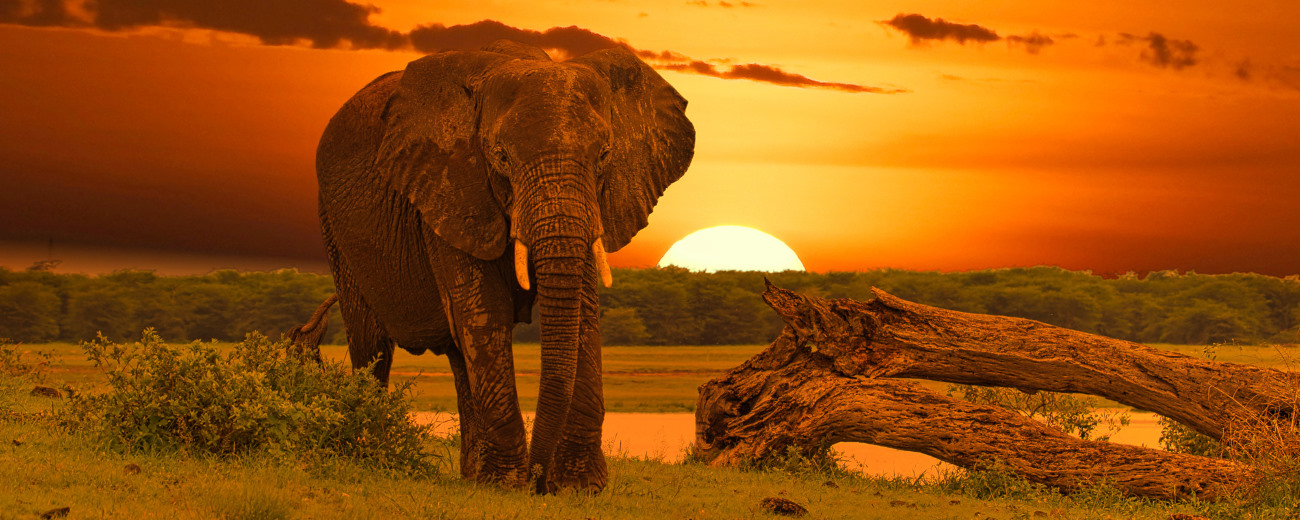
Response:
[514,239,530,290]
[593,239,613,288]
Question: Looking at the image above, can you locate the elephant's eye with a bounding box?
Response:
[491,145,510,170]
[598,146,611,167]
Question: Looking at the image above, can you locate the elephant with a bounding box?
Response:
[306,39,694,492]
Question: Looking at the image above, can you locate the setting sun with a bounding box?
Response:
[657,226,805,272]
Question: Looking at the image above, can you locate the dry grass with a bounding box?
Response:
[1220,369,1300,475]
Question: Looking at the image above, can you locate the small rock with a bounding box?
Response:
[1168,515,1210,520]
[949,499,961,505]
[40,507,70,519]
[822,480,839,488]
[760,497,808,517]
[11,439,22,446]
[30,386,61,398]
[872,491,883,497]
[124,463,141,475]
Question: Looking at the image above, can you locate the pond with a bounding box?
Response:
[414,410,1167,477]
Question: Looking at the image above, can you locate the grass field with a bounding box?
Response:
[0,394,1248,520]
[5,339,1298,518]
[14,340,1300,413]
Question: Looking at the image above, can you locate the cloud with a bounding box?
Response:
[1234,60,1252,81]
[0,1,885,93]
[882,13,999,45]
[1232,60,1300,91]
[1120,32,1198,70]
[1,0,406,49]
[408,20,625,57]
[0,0,79,26]
[881,13,1052,55]
[1006,32,1053,55]
[655,59,906,93]
[408,20,896,93]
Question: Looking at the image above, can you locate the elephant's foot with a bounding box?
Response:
[547,437,608,493]
[460,437,529,489]
[463,453,529,489]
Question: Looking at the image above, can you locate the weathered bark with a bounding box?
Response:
[693,283,1288,500]
[696,331,1257,500]
[759,284,1299,441]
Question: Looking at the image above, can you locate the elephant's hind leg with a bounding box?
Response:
[338,293,396,383]
[325,216,397,383]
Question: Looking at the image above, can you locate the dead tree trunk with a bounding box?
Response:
[758,283,1299,441]
[693,283,1293,500]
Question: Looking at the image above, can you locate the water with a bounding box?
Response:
[414,410,1167,478]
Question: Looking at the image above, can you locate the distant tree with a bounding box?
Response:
[600,307,648,345]
[0,281,61,342]
[1157,300,1260,345]
[174,283,238,341]
[231,271,334,338]
[63,285,136,341]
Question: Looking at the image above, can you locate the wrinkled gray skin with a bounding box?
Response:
[314,40,694,492]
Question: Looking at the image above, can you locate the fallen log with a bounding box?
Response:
[757,283,1299,441]
[693,283,1293,500]
[695,331,1257,500]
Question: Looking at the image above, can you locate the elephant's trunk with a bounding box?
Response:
[514,157,601,492]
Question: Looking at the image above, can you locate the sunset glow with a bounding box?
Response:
[1,1,1298,276]
[658,226,805,273]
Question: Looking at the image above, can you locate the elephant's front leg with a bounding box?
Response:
[429,237,529,487]
[549,278,607,491]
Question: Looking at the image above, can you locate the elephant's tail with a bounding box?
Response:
[288,293,340,363]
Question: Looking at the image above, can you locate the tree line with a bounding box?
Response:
[1,266,1298,347]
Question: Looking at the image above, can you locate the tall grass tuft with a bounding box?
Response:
[65,329,439,476]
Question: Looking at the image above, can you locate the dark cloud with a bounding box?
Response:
[1119,32,1198,70]
[882,13,1000,45]
[0,2,884,93]
[0,0,406,49]
[0,0,79,26]
[408,20,624,56]
[1006,32,1053,54]
[409,20,896,93]
[881,13,1053,55]
[655,59,905,93]
[1235,60,1252,81]
[1226,58,1300,92]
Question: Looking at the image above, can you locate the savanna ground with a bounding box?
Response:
[22,341,1298,413]
[3,339,1298,519]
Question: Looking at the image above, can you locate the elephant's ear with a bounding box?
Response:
[375,49,524,260]
[571,48,696,252]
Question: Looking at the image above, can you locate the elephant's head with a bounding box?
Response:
[374,40,694,489]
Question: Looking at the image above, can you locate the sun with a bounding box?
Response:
[657,226,806,272]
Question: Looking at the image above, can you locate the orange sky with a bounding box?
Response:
[2,0,1298,276]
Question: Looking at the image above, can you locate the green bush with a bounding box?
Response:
[67,330,439,475]
[946,384,1130,441]
[1157,415,1226,458]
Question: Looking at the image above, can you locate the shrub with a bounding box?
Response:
[67,330,439,475]
[737,442,857,479]
[946,384,1130,441]
[1158,416,1226,458]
